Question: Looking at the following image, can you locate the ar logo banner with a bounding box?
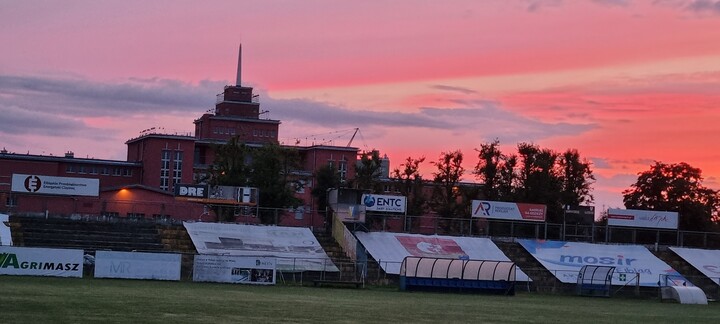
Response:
[24,175,42,192]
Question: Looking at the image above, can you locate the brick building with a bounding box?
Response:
[0,47,358,226]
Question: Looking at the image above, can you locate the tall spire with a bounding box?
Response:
[236,43,242,86]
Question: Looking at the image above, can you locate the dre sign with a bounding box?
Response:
[362,194,406,213]
[174,184,208,198]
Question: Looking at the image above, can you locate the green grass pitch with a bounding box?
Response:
[1,276,718,323]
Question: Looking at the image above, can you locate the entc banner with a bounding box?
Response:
[471,200,546,222]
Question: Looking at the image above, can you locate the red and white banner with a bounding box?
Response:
[472,200,546,222]
[607,209,678,229]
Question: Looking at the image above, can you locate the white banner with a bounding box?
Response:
[193,255,276,285]
[471,200,546,222]
[0,214,11,246]
[518,239,686,287]
[94,251,181,281]
[0,246,83,277]
[183,222,338,272]
[607,209,678,229]
[670,247,720,285]
[11,174,99,197]
[355,232,530,281]
[362,194,406,213]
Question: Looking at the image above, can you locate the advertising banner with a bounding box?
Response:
[0,246,83,277]
[11,174,99,197]
[361,194,406,213]
[183,222,338,272]
[471,200,546,221]
[0,214,11,246]
[607,209,679,229]
[518,239,685,286]
[94,251,181,281]
[355,232,530,281]
[193,255,276,285]
[669,247,720,285]
[174,184,258,205]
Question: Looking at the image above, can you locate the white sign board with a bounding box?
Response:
[94,251,181,281]
[607,209,678,229]
[193,255,276,285]
[670,247,720,285]
[183,222,338,272]
[362,194,406,213]
[518,239,686,287]
[0,246,83,277]
[0,214,12,246]
[355,232,530,281]
[471,200,546,222]
[11,174,99,197]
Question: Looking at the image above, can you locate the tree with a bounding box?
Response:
[353,150,384,193]
[623,162,720,231]
[558,149,595,207]
[428,150,469,233]
[248,143,303,224]
[311,164,341,222]
[515,143,563,222]
[206,137,250,222]
[391,156,427,231]
[474,140,517,201]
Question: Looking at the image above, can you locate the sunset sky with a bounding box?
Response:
[2,0,720,212]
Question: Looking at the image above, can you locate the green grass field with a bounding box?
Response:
[1,276,718,323]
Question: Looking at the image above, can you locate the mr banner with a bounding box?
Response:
[362,194,406,213]
[472,200,546,222]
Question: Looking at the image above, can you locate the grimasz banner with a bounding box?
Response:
[0,246,83,278]
[94,251,181,281]
[193,255,276,285]
[607,209,679,229]
[354,232,531,281]
[0,214,12,246]
[11,174,99,197]
[362,194,406,213]
[183,222,338,272]
[518,239,685,287]
[471,200,546,222]
[669,247,720,284]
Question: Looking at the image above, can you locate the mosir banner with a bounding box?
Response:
[471,200,546,221]
[94,251,181,281]
[11,174,99,197]
[669,247,720,284]
[193,255,276,285]
[518,239,685,287]
[361,194,406,213]
[0,246,83,278]
[607,209,678,229]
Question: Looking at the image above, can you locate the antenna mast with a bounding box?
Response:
[236,43,242,86]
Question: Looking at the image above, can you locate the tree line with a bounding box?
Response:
[206,136,720,232]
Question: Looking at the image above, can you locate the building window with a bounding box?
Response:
[173,151,183,188]
[89,166,98,175]
[66,165,75,173]
[338,158,348,182]
[122,168,132,177]
[101,167,109,175]
[78,165,86,174]
[160,150,171,191]
[127,212,145,219]
[113,168,122,176]
[101,211,119,218]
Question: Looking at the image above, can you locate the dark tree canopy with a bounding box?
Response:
[353,150,384,193]
[429,150,472,232]
[623,161,720,231]
[558,149,595,207]
[311,164,341,218]
[391,156,427,231]
[474,139,517,201]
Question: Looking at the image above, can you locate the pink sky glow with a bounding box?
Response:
[3,0,720,213]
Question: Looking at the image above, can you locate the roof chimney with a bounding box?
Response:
[236,43,242,86]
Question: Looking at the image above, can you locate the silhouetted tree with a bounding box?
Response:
[248,143,303,224]
[515,143,563,222]
[429,150,468,233]
[311,164,341,222]
[558,149,595,207]
[474,139,518,201]
[623,162,720,231]
[391,156,427,231]
[353,150,383,193]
